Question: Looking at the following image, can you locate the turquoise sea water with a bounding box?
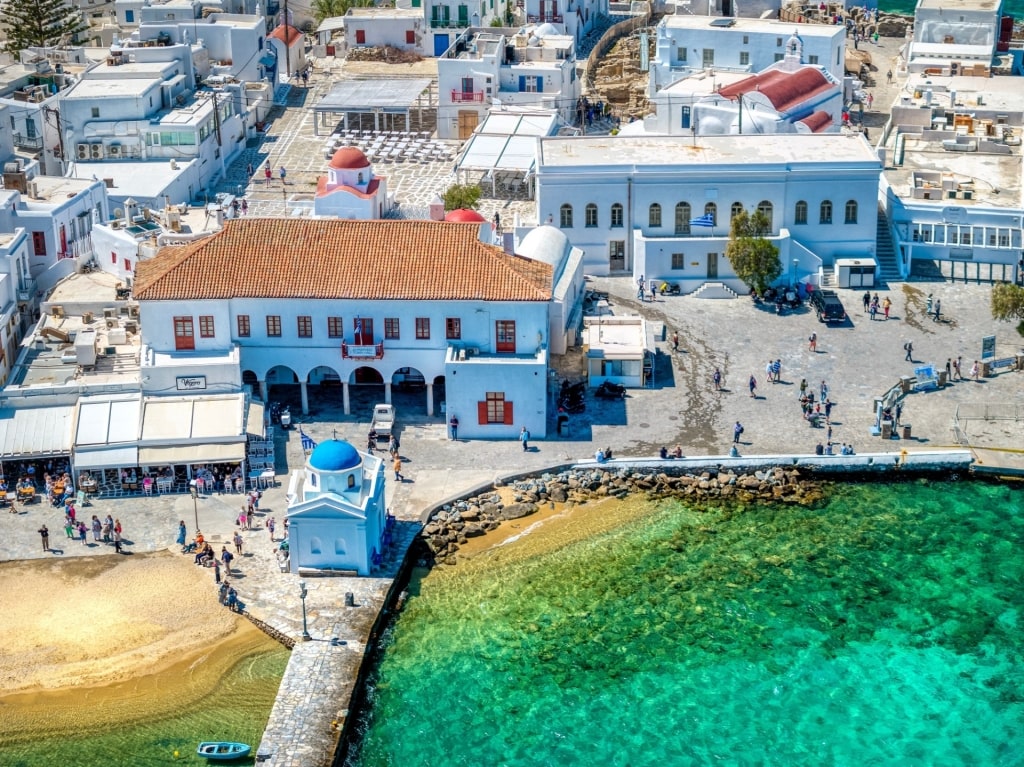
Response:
[348,480,1024,767]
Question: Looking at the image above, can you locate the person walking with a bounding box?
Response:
[246,161,254,179]
[970,360,980,380]
[820,380,829,402]
[671,332,679,353]
[886,69,893,84]
[733,421,744,444]
[926,294,933,315]
[945,358,952,381]
[221,546,234,574]
[933,298,941,322]
[64,516,75,539]
[883,296,891,320]
[78,521,87,544]
[213,557,221,584]
[393,455,404,481]
[799,378,808,399]
[520,426,531,451]
[712,368,722,391]
[862,290,871,311]
[240,198,248,216]
[264,163,272,187]
[233,530,243,555]
[808,332,817,352]
[954,356,962,380]
[904,340,913,361]
[268,516,276,542]
[894,402,903,427]
[113,528,123,554]
[278,166,287,185]
[38,524,49,552]
[449,413,459,441]
[869,300,878,321]
[748,374,758,398]
[765,360,775,384]
[824,399,834,424]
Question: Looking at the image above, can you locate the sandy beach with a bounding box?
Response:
[0,551,241,698]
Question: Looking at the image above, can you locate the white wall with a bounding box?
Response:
[445,351,549,439]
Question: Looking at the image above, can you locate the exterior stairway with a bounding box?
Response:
[688,281,739,299]
[875,206,902,283]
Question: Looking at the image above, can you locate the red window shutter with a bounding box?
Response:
[503,401,514,425]
[406,30,415,44]
[356,29,366,43]
[477,401,487,424]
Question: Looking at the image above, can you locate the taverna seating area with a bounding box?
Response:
[322,130,455,164]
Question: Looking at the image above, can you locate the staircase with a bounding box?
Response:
[819,269,837,288]
[688,281,739,299]
[875,206,902,283]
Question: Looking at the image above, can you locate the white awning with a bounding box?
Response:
[246,401,266,437]
[75,395,142,447]
[140,394,245,442]
[74,445,139,470]
[138,443,245,465]
[0,406,75,459]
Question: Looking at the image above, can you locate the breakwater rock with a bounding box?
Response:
[420,466,823,566]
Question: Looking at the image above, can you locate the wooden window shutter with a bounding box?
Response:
[477,401,487,424]
[503,401,514,425]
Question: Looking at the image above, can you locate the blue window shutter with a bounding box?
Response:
[519,75,525,92]
[537,78,543,93]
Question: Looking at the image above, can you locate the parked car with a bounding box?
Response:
[392,367,426,389]
[809,290,847,323]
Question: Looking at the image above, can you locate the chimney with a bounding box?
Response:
[428,195,445,221]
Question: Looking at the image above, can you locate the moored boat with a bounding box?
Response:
[196,741,252,760]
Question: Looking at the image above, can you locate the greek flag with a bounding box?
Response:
[354,317,362,336]
[689,213,715,228]
[300,429,316,451]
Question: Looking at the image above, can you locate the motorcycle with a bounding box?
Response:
[279,406,292,429]
[659,282,681,296]
[595,381,626,399]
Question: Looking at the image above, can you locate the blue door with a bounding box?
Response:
[434,33,450,56]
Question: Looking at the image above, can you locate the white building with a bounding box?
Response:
[517,0,608,47]
[0,48,94,176]
[59,45,247,207]
[314,147,392,219]
[437,25,579,139]
[285,439,388,576]
[534,133,882,287]
[630,37,842,136]
[651,16,846,93]
[880,73,1023,283]
[133,218,563,440]
[425,0,502,57]
[0,228,35,386]
[267,23,307,81]
[907,0,1006,75]
[341,8,428,57]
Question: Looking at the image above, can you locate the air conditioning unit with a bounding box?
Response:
[51,305,64,317]
[124,320,138,333]
[105,317,119,329]
[103,307,117,318]
[82,311,94,324]
[90,144,104,159]
[128,305,140,318]
[107,144,121,158]
[77,143,90,160]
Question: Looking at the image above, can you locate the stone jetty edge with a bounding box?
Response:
[324,449,975,765]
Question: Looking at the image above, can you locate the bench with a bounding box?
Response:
[297,566,358,577]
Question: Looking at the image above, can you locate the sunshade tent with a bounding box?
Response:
[453,111,559,197]
[313,79,434,135]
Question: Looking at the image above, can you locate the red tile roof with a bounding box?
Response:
[269,24,303,46]
[799,110,833,133]
[718,68,833,114]
[316,176,381,199]
[134,219,553,302]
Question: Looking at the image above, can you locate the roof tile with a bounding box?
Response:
[134,219,553,303]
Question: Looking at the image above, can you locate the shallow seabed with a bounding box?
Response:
[348,480,1024,767]
[0,623,288,766]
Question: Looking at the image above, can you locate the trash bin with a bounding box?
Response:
[900,375,913,394]
[881,422,893,439]
[937,371,948,387]
[557,414,569,437]
[902,423,912,440]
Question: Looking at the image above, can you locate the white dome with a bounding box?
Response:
[534,22,559,37]
[518,224,571,270]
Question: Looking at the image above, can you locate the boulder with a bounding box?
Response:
[500,502,538,520]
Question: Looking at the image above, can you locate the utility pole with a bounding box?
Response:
[283,0,291,79]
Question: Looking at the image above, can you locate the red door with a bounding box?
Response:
[495,320,516,353]
[354,317,374,345]
[174,316,195,350]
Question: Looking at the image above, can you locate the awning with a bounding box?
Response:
[141,395,245,442]
[246,401,266,437]
[0,406,75,459]
[74,445,139,470]
[75,395,142,447]
[138,443,245,465]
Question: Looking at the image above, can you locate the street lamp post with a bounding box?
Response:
[792,258,799,288]
[299,581,311,641]
[191,490,199,533]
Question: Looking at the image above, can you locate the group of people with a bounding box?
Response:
[862,291,892,321]
[63,510,125,552]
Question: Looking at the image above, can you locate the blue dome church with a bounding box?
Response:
[283,439,387,576]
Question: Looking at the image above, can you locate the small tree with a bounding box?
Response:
[1,0,86,58]
[991,282,1024,336]
[724,209,780,295]
[442,183,482,212]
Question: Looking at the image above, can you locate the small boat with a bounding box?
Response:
[196,741,252,760]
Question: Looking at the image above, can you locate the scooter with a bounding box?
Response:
[279,406,292,429]
[659,282,681,296]
[596,381,626,399]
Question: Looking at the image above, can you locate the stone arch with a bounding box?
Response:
[350,366,384,385]
[242,369,259,386]
[308,365,342,386]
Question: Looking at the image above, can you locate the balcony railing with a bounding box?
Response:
[12,133,44,151]
[341,341,384,360]
[430,18,470,28]
[451,90,485,102]
[527,13,563,22]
